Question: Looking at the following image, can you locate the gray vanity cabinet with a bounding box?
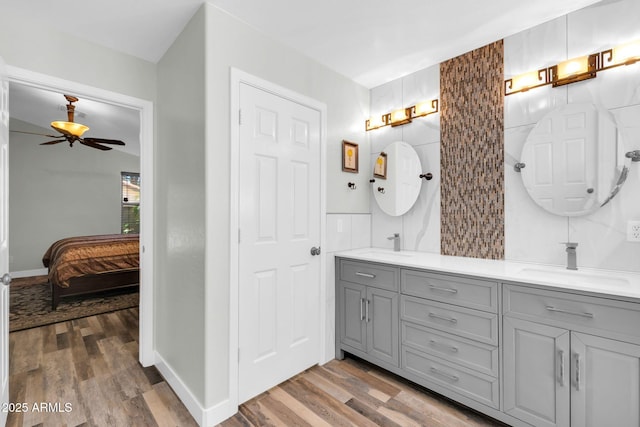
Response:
[504,284,640,427]
[337,260,399,367]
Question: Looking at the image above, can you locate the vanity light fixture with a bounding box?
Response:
[365,98,439,131]
[505,39,640,96]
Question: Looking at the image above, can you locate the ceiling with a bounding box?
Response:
[6,0,603,149]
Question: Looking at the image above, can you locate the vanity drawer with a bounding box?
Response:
[504,284,640,342]
[401,269,498,313]
[339,260,398,291]
[402,321,498,377]
[402,346,499,409]
[401,296,498,345]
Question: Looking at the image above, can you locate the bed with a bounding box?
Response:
[42,234,140,310]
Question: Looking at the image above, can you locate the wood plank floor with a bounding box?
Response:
[7,308,198,427]
[9,308,506,426]
[221,357,506,427]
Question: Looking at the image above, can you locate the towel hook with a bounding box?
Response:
[419,173,433,180]
[348,182,357,190]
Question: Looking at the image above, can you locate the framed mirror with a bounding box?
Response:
[520,103,630,216]
[372,141,422,216]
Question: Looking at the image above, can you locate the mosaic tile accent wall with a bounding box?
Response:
[440,41,504,259]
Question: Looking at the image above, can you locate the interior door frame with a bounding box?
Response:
[6,66,155,366]
[229,68,327,410]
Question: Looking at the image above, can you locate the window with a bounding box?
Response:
[121,172,140,234]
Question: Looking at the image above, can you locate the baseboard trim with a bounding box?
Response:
[10,268,47,278]
[154,352,237,426]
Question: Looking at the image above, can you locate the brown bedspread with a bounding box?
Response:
[42,234,140,288]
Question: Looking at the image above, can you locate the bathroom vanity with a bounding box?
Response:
[335,249,640,427]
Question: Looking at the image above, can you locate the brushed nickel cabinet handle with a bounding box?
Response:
[575,352,581,391]
[559,349,565,386]
[428,312,458,324]
[360,298,364,321]
[429,339,459,353]
[356,272,376,279]
[429,285,458,294]
[546,306,594,319]
[430,367,459,382]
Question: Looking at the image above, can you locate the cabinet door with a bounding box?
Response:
[571,332,640,427]
[366,287,399,366]
[339,282,366,351]
[503,317,570,427]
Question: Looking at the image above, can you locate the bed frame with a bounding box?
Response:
[51,270,139,310]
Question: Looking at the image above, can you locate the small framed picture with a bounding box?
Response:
[342,140,359,173]
[374,152,387,179]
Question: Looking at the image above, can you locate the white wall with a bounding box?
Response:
[8,119,140,272]
[369,66,441,253]
[203,2,370,415]
[504,0,640,272]
[156,5,207,406]
[370,0,640,273]
[0,16,156,103]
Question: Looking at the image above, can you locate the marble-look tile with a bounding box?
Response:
[401,113,440,147]
[504,16,568,129]
[504,126,568,266]
[324,254,336,363]
[402,142,440,253]
[370,80,404,153]
[566,0,640,109]
[326,214,352,253]
[351,214,371,249]
[401,66,441,146]
[567,103,640,272]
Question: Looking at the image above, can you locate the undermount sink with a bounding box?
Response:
[357,250,414,259]
[518,267,629,287]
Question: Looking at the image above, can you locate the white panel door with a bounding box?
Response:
[522,103,597,212]
[238,83,321,403]
[0,55,10,426]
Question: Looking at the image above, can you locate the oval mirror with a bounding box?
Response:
[372,141,422,216]
[520,103,630,217]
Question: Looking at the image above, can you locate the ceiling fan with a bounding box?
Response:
[11,94,126,151]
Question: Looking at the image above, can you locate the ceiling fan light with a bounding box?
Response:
[51,121,89,137]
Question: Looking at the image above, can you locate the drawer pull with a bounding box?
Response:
[429,339,459,353]
[430,367,459,382]
[428,312,458,324]
[355,272,376,279]
[429,285,458,294]
[558,349,565,386]
[545,306,594,319]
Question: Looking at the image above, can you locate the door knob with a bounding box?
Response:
[310,246,321,256]
[0,273,11,287]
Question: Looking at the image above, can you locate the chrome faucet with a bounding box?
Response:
[388,233,401,252]
[563,242,578,270]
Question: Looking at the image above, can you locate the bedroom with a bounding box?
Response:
[8,84,142,327]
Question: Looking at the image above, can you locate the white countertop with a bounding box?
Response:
[335,248,640,301]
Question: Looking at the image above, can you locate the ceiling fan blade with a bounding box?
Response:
[80,140,112,151]
[83,137,126,146]
[10,130,62,138]
[39,139,65,145]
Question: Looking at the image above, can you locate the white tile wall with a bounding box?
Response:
[369,65,442,254]
[324,213,372,361]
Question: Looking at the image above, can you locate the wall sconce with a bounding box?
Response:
[505,39,640,96]
[365,99,439,131]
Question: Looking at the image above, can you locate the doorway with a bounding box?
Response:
[6,66,155,365]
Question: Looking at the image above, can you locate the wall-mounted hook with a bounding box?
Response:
[419,173,433,181]
[626,150,640,162]
[369,179,376,183]
[377,187,385,194]
[514,162,526,172]
[348,182,357,190]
